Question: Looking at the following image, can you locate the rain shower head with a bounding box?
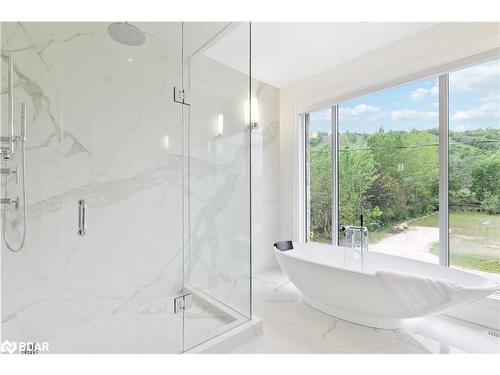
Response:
[108,22,146,46]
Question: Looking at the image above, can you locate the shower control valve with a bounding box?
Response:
[1,167,19,183]
[0,197,19,209]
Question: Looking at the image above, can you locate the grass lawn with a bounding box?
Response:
[311,237,332,244]
[424,211,500,274]
[430,242,500,273]
[411,212,439,227]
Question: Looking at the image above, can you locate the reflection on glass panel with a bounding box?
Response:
[184,22,251,350]
[449,59,500,277]
[306,108,332,243]
[338,78,440,264]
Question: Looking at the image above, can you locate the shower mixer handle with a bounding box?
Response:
[1,167,19,183]
[0,197,19,209]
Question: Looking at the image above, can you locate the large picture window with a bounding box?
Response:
[303,58,499,278]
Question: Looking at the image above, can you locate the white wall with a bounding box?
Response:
[279,22,500,241]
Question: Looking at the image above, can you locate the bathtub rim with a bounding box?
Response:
[274,243,500,292]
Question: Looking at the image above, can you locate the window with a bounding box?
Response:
[303,58,499,278]
[448,59,500,276]
[338,78,440,264]
[305,108,332,243]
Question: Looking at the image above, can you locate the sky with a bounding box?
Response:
[309,58,500,134]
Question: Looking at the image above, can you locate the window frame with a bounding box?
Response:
[304,108,338,244]
[304,113,310,241]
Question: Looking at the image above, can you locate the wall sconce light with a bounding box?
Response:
[217,113,224,137]
[251,97,258,128]
[245,97,259,129]
[163,134,170,149]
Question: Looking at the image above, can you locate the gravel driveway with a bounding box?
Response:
[369,226,440,264]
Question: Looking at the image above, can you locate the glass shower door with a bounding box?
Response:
[182,22,252,351]
[60,22,185,353]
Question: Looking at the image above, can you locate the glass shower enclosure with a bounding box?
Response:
[0,22,251,353]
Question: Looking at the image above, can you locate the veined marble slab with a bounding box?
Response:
[228,267,500,354]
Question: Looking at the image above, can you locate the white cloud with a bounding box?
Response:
[409,84,439,101]
[391,109,438,121]
[451,103,499,121]
[479,91,500,104]
[409,88,428,101]
[339,104,384,121]
[309,108,331,121]
[451,91,500,121]
[450,60,500,92]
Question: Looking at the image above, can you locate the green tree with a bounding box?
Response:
[309,142,332,241]
[471,155,500,201]
[309,126,498,245]
[338,146,377,226]
[368,171,406,223]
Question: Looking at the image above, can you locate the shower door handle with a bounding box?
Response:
[78,199,86,236]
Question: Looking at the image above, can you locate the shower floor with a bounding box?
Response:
[184,289,249,351]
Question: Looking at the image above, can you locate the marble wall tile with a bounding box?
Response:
[251,80,280,274]
[1,22,187,354]
[1,22,64,353]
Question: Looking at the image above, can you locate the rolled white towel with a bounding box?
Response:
[376,269,463,315]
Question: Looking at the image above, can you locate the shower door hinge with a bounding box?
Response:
[173,293,192,313]
[173,87,190,106]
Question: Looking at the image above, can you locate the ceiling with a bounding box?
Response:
[204,22,436,89]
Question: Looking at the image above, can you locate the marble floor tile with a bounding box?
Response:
[228,267,500,354]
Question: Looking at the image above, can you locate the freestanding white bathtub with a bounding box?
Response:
[274,242,499,329]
